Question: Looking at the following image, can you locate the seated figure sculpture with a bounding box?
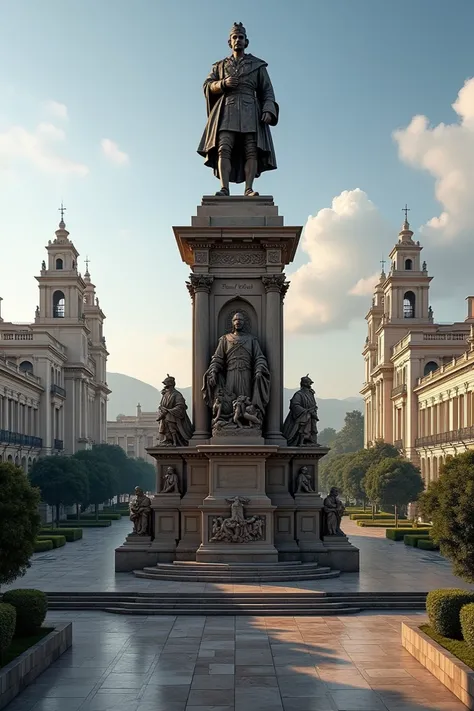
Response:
[323,487,345,536]
[295,466,315,493]
[129,487,152,536]
[161,466,180,494]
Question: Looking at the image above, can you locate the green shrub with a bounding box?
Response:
[426,589,474,639]
[67,513,121,521]
[418,539,440,551]
[386,528,432,541]
[351,513,406,521]
[0,603,16,658]
[2,589,47,635]
[461,604,474,647]
[34,540,53,552]
[58,520,111,528]
[37,535,66,548]
[404,534,431,546]
[357,520,415,528]
[40,528,82,541]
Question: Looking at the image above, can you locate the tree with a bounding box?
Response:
[332,411,364,455]
[30,456,89,525]
[342,450,372,504]
[318,427,337,448]
[363,457,423,512]
[0,463,41,586]
[419,452,474,582]
[92,444,136,500]
[132,458,157,493]
[319,453,349,495]
[73,450,118,518]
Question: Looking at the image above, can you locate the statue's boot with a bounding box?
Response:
[215,187,230,196]
[245,188,259,197]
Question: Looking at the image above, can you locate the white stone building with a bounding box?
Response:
[360,214,473,479]
[0,214,110,469]
[107,404,157,464]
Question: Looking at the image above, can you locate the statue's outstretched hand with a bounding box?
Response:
[261,112,273,124]
[208,371,217,388]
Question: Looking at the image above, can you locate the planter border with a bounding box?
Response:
[0,622,72,710]
[402,620,474,710]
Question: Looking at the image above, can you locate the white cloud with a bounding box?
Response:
[101,138,129,166]
[0,122,88,176]
[42,100,68,121]
[285,190,392,334]
[394,78,474,241]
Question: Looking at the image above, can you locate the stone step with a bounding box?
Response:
[102,606,362,616]
[46,598,425,609]
[133,570,340,583]
[170,561,307,569]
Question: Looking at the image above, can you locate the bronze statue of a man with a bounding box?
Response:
[197,22,278,197]
[202,312,270,418]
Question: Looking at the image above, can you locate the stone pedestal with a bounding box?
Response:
[321,535,360,572]
[294,493,326,562]
[115,534,157,572]
[150,493,181,562]
[195,444,278,563]
[176,451,208,560]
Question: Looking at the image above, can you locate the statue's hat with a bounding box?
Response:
[229,22,247,37]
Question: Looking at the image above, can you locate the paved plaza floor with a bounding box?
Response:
[5,516,473,594]
[4,519,473,710]
[5,610,468,711]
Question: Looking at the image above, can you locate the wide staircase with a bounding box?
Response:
[46,591,427,616]
[133,560,339,584]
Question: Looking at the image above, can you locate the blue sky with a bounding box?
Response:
[1,0,474,398]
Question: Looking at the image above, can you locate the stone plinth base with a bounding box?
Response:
[150,493,181,562]
[294,492,326,562]
[320,535,360,572]
[115,534,157,572]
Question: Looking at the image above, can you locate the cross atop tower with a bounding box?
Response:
[58,202,67,224]
[402,204,410,223]
[380,256,386,272]
[85,255,91,273]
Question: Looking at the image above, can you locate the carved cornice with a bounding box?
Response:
[186,274,214,298]
[262,274,287,293]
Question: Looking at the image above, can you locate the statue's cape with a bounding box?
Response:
[204,55,276,119]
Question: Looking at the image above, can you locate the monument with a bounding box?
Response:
[115,22,359,573]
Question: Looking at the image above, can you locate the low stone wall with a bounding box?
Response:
[402,620,474,710]
[0,623,72,710]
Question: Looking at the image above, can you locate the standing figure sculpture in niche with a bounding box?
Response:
[323,487,345,536]
[157,375,194,446]
[283,374,319,446]
[202,313,270,430]
[129,487,152,536]
[197,22,278,197]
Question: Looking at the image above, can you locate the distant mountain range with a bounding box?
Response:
[107,372,363,432]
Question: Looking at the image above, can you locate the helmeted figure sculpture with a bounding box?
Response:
[157,375,194,446]
[197,22,278,197]
[129,487,152,536]
[283,375,319,446]
[323,487,345,536]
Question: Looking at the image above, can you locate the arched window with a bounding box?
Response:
[403,291,415,318]
[19,360,33,374]
[53,290,65,318]
[55,258,63,270]
[424,361,439,377]
[405,258,413,270]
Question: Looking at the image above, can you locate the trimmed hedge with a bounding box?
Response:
[418,539,440,551]
[426,589,474,639]
[357,520,415,528]
[37,535,66,548]
[34,540,53,552]
[2,589,47,635]
[386,527,431,541]
[351,513,407,521]
[67,513,122,521]
[58,520,111,528]
[40,528,83,541]
[404,534,430,546]
[461,604,474,648]
[0,603,16,657]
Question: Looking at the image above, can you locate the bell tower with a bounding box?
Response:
[384,206,432,324]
